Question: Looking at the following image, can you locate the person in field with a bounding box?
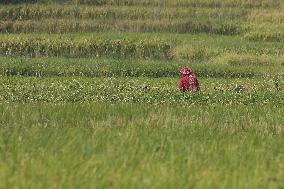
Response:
[179,67,200,92]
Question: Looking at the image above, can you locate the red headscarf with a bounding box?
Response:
[180,67,192,75]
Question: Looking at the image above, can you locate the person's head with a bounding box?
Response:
[180,67,192,76]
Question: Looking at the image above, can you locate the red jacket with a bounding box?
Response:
[179,74,199,92]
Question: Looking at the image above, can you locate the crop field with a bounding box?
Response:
[0,0,284,189]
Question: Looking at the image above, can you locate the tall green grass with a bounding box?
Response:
[0,33,284,60]
[0,5,248,21]
[0,18,241,34]
[0,57,283,78]
[0,1,283,188]
[0,35,172,59]
[0,1,283,38]
[0,103,283,189]
[0,4,245,34]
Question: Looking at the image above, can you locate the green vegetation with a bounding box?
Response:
[0,103,284,189]
[2,57,284,78]
[1,76,283,104]
[0,1,283,38]
[0,33,284,61]
[1,0,282,8]
[0,0,284,188]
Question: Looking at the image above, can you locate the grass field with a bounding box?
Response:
[0,0,284,188]
[1,103,284,189]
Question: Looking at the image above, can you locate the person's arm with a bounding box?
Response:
[179,79,184,92]
[195,77,200,91]
[190,76,199,92]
